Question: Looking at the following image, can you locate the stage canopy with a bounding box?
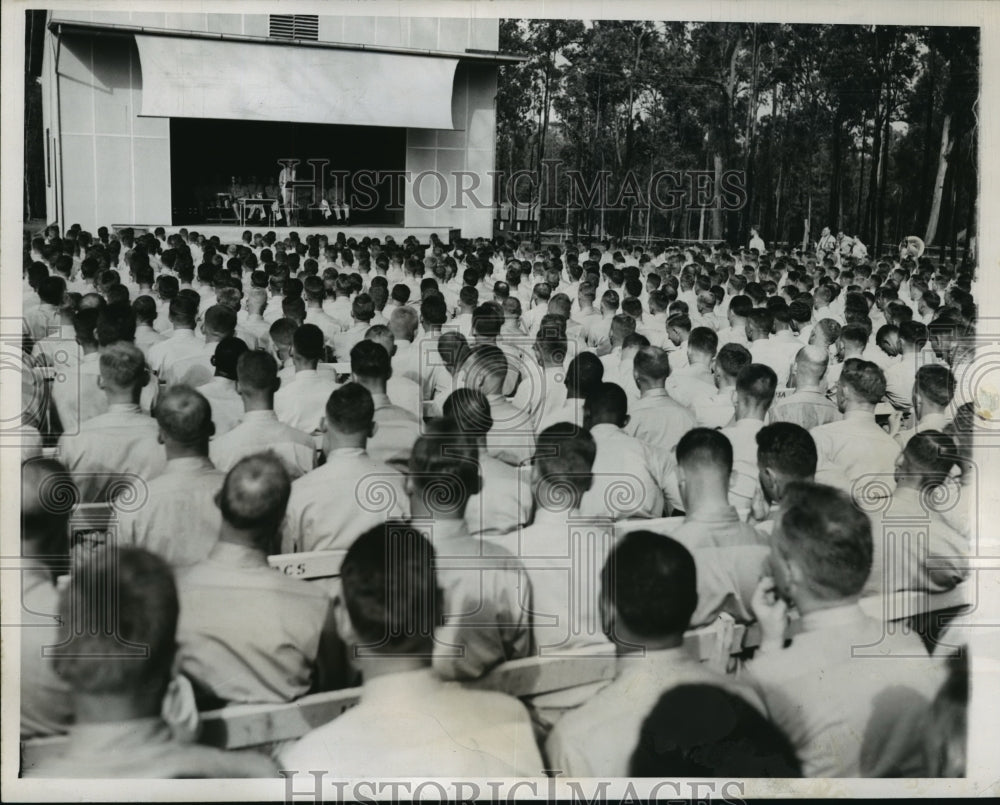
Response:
[134,34,459,130]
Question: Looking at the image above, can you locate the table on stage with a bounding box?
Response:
[239,197,277,227]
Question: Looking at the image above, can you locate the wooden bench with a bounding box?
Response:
[20,584,969,768]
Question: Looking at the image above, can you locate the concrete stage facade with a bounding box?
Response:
[41,12,523,239]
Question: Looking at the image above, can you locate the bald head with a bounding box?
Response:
[792,345,829,388]
[155,385,214,451]
[218,454,291,550]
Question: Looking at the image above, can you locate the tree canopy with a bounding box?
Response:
[497,20,979,258]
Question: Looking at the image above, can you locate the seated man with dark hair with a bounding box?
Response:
[752,421,819,534]
[194,336,248,437]
[867,430,969,595]
[443,388,531,536]
[350,339,419,469]
[177,454,348,707]
[580,382,681,520]
[546,530,764,777]
[720,363,778,519]
[209,350,315,479]
[811,357,901,486]
[537,350,604,433]
[748,482,945,776]
[29,546,276,778]
[627,345,697,456]
[668,428,764,549]
[278,524,543,777]
[281,383,408,556]
[406,420,533,679]
[118,385,225,569]
[273,323,340,434]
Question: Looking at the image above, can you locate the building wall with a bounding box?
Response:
[45,12,500,237]
[44,31,171,232]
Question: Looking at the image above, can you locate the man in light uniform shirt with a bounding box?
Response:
[278,525,544,778]
[546,530,763,777]
[281,383,408,556]
[117,385,225,569]
[195,337,248,438]
[176,454,347,708]
[537,351,603,434]
[511,313,569,434]
[209,351,315,479]
[628,345,697,455]
[747,308,798,390]
[349,340,419,469]
[146,296,204,382]
[895,363,955,448]
[57,342,164,503]
[768,345,842,430]
[579,383,682,520]
[665,327,718,410]
[363,325,422,415]
[720,363,777,520]
[274,324,340,434]
[811,358,901,488]
[747,482,945,776]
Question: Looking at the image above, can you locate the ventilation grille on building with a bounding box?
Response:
[269,15,319,41]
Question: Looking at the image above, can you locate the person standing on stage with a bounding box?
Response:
[279,163,297,225]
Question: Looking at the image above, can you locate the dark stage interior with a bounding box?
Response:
[169,119,406,226]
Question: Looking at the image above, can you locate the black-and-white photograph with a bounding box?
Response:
[3,1,998,799]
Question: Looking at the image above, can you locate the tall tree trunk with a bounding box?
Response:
[875,96,891,254]
[828,106,843,231]
[711,152,724,240]
[924,112,953,245]
[864,103,883,243]
[855,115,867,233]
[917,53,936,230]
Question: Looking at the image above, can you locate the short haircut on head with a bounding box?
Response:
[839,358,886,405]
[219,454,291,548]
[688,327,719,356]
[602,531,697,640]
[155,385,213,445]
[236,349,278,391]
[676,427,733,474]
[99,342,146,390]
[340,523,440,651]
[585,382,629,425]
[269,317,297,347]
[756,422,817,478]
[421,294,448,326]
[325,382,375,434]
[292,323,325,362]
[632,345,672,382]
[716,342,752,379]
[211,336,249,379]
[565,351,605,397]
[351,339,391,382]
[736,363,777,407]
[533,423,597,500]
[472,301,504,338]
[916,363,956,407]
[840,323,870,349]
[53,547,178,695]
[203,304,237,337]
[408,419,480,507]
[442,388,493,437]
[777,482,873,599]
[902,430,959,487]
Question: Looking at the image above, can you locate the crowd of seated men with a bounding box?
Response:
[18,223,975,778]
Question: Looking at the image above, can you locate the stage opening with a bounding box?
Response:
[169,119,406,228]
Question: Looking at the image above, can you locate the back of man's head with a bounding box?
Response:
[735,364,777,412]
[472,302,504,339]
[95,301,137,347]
[22,457,74,563]
[236,349,278,395]
[533,423,596,505]
[218,454,291,551]
[601,531,697,643]
[565,352,605,401]
[99,342,147,393]
[351,339,392,383]
[443,388,493,438]
[632,346,672,385]
[463,343,507,395]
[676,427,733,476]
[839,358,886,405]
[409,419,481,508]
[325,382,375,436]
[292,323,325,364]
[756,422,817,484]
[915,364,956,409]
[900,429,958,489]
[585,382,629,428]
[155,385,213,448]
[688,327,718,359]
[775,482,873,601]
[53,547,178,700]
[212,336,249,380]
[340,523,440,653]
[793,345,829,387]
